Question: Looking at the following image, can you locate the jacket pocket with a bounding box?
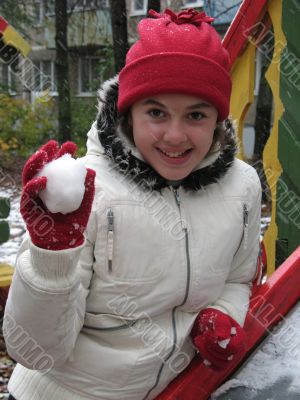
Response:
[83,311,137,331]
[61,334,139,389]
[60,312,142,389]
[95,202,171,283]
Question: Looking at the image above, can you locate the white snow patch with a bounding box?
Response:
[203,359,212,367]
[212,378,253,398]
[231,327,237,335]
[212,303,300,397]
[36,154,87,214]
[218,338,231,349]
[0,187,24,266]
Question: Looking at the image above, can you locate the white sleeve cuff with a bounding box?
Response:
[16,239,85,290]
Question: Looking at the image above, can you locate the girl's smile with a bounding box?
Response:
[156,147,193,165]
[130,93,218,180]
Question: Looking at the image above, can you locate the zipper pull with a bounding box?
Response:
[243,203,249,249]
[243,203,249,226]
[173,188,181,207]
[107,208,114,273]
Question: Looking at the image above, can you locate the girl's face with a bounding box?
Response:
[130,93,218,181]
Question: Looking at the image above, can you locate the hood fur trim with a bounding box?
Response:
[96,76,237,192]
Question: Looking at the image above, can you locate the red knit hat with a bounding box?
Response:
[118,8,232,121]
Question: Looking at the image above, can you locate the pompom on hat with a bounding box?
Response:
[118,8,232,121]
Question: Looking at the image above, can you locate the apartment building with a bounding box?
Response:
[1,0,241,101]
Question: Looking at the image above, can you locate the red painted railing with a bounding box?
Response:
[0,16,8,33]
[223,0,268,66]
[156,246,300,400]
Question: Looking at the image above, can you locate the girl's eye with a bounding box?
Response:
[148,109,165,118]
[189,112,205,121]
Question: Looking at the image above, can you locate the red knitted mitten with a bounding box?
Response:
[191,308,247,370]
[20,140,95,250]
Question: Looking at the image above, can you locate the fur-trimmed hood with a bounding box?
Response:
[92,76,237,192]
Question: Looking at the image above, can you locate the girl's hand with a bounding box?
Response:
[20,140,96,250]
[191,308,247,370]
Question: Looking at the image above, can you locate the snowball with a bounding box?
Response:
[36,154,87,214]
[231,327,237,335]
[218,338,231,349]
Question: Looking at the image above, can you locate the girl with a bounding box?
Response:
[4,8,261,400]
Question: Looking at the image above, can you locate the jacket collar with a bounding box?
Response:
[93,75,237,192]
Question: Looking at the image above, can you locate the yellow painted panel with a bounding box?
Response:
[263,0,285,275]
[3,25,31,57]
[0,263,13,287]
[230,44,256,159]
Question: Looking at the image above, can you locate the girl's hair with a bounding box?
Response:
[119,110,226,157]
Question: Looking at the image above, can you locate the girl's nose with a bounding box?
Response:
[163,120,187,145]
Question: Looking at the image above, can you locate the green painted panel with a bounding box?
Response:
[278,118,300,190]
[280,69,300,140]
[0,198,10,219]
[275,239,288,268]
[280,74,300,141]
[282,0,300,53]
[276,171,300,255]
[0,221,9,244]
[278,0,300,259]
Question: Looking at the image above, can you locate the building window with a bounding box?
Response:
[32,60,57,93]
[67,0,109,13]
[1,64,17,94]
[84,0,109,8]
[68,0,83,12]
[45,0,55,16]
[45,0,108,16]
[131,0,147,16]
[33,0,44,25]
[99,0,109,7]
[182,0,204,8]
[78,57,102,95]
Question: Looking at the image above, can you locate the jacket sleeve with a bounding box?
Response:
[209,166,262,327]
[3,207,97,370]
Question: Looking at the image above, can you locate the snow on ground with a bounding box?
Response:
[212,302,300,399]
[0,187,25,266]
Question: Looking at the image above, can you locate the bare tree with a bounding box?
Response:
[147,0,160,14]
[109,0,129,73]
[55,0,71,142]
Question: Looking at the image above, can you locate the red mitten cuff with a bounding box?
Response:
[191,308,247,370]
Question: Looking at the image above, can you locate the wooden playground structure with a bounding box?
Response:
[0,0,300,398]
[157,0,300,397]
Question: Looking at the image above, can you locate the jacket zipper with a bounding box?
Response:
[243,203,249,250]
[107,208,114,273]
[233,202,249,257]
[143,187,191,400]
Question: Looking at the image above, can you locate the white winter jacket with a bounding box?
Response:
[4,77,261,400]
